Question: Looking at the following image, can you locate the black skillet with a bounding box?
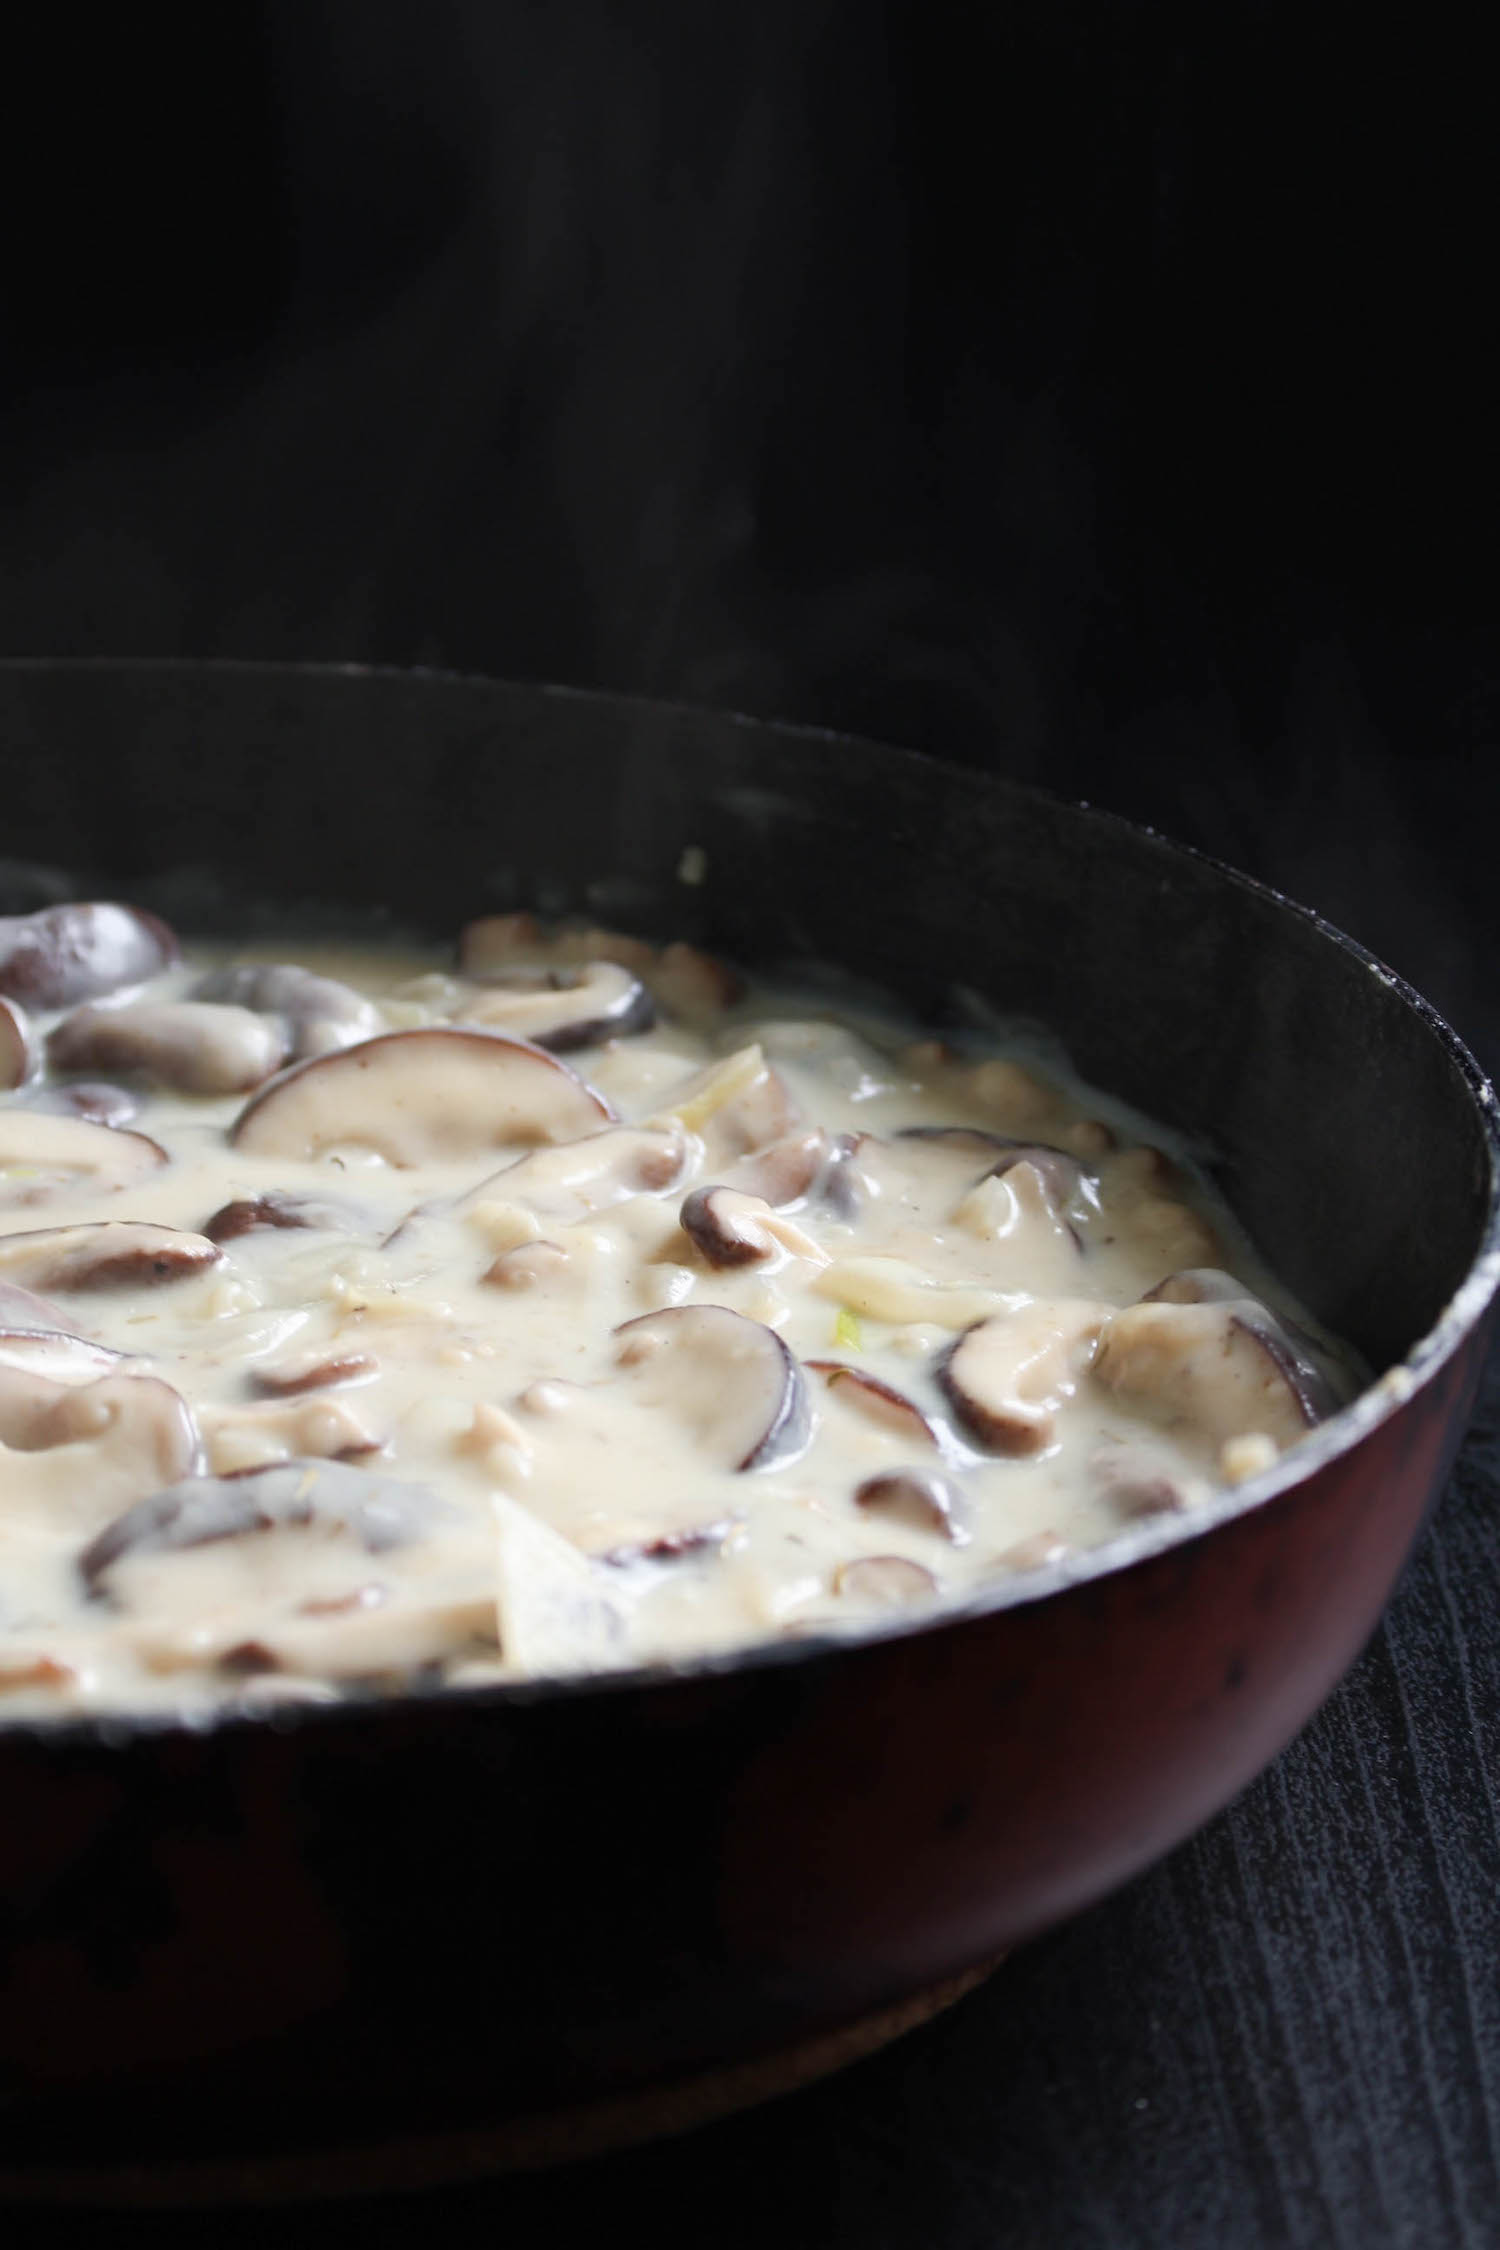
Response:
[0,660,1495,2199]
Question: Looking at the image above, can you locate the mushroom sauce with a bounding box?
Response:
[0,903,1357,1718]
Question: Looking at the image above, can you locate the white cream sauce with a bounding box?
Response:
[0,915,1357,1717]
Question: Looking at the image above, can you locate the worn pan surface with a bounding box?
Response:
[1,660,1496,2193]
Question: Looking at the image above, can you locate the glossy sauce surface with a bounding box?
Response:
[0,909,1356,1716]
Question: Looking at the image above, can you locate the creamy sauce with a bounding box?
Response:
[0,909,1357,1717]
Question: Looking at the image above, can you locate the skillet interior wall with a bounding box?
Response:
[0,3,1494,1074]
[0,663,1482,1378]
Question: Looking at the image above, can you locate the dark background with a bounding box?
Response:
[6,7,1498,2244]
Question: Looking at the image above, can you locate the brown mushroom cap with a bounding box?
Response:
[483,1239,572,1290]
[0,1109,167,1210]
[1,996,34,1090]
[598,1516,736,1567]
[80,1458,450,1592]
[680,1185,778,1269]
[900,1128,1100,1235]
[0,1326,130,1387]
[194,962,381,1059]
[1,1370,201,1533]
[231,1027,615,1163]
[806,1362,941,1448]
[1093,1298,1331,1448]
[0,902,177,1009]
[613,1305,812,1472]
[19,1080,140,1128]
[1141,1269,1341,1423]
[938,1300,1113,1453]
[458,960,655,1052]
[48,999,290,1094]
[853,1467,968,1542]
[252,1348,378,1397]
[0,1220,224,1294]
[0,1279,77,1330]
[1143,1267,1247,1305]
[202,1392,385,1474]
[202,1189,372,1244]
[833,1555,939,1606]
[722,1127,830,1209]
[457,914,656,980]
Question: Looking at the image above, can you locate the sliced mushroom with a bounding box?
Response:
[939,1300,1113,1453]
[0,901,177,1008]
[458,960,655,1051]
[1089,1442,1196,1518]
[833,1555,938,1606]
[203,1188,373,1243]
[0,1221,223,1294]
[853,1468,967,1541]
[901,1129,1099,1234]
[231,1028,614,1163]
[723,1127,830,1209]
[819,1131,871,1220]
[21,1079,140,1127]
[0,1278,75,1330]
[83,1461,483,1680]
[457,914,657,981]
[680,1186,828,1271]
[1140,1270,1339,1418]
[0,1326,129,1387]
[613,1305,811,1471]
[194,962,381,1059]
[981,1145,1100,1230]
[201,1393,384,1474]
[951,1160,1093,1270]
[483,1239,572,1290]
[1,1371,200,1534]
[1,995,34,1089]
[995,1529,1070,1571]
[48,1000,290,1094]
[598,1516,736,1567]
[896,1125,1020,1157]
[0,1109,167,1209]
[80,1458,448,1592]
[680,1185,771,1268]
[1092,1298,1330,1448]
[1144,1267,1253,1306]
[806,1362,941,1448]
[1110,1144,1186,1195]
[963,1057,1058,1132]
[651,942,744,1023]
[253,1347,378,1397]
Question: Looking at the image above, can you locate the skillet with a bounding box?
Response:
[1,659,1495,2196]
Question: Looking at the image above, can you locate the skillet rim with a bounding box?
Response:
[2,656,1497,1748]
